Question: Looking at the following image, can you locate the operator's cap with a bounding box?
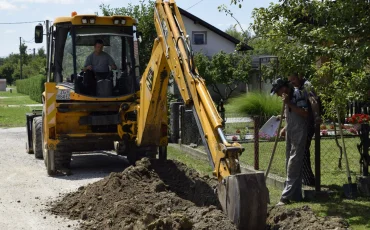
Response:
[270,78,289,95]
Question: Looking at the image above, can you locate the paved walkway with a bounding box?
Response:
[225,117,252,123]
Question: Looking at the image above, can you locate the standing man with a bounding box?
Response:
[288,73,317,186]
[271,78,309,205]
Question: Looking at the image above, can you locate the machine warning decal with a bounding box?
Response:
[146,68,154,92]
[56,89,70,100]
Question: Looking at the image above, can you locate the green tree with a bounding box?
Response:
[251,0,370,118]
[100,1,156,73]
[0,46,46,84]
[0,62,15,85]
[225,25,243,41]
[194,51,251,100]
[37,47,46,58]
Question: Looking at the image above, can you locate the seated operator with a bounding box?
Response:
[83,39,117,80]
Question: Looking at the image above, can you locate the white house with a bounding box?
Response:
[178,8,244,56]
[167,8,252,100]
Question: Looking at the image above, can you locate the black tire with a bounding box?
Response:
[41,112,72,175]
[55,151,72,169]
[44,149,72,176]
[32,117,43,159]
[158,146,167,162]
[126,142,138,165]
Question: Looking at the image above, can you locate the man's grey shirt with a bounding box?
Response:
[84,51,115,72]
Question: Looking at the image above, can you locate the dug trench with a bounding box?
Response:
[49,158,350,230]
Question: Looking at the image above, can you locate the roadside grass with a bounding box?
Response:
[167,145,370,230]
[0,87,41,128]
[167,145,213,177]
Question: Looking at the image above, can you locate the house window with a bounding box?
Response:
[192,31,207,45]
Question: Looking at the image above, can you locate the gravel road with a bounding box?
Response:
[0,127,128,230]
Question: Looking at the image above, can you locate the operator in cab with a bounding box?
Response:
[83,39,117,79]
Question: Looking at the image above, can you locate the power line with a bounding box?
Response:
[23,38,35,43]
[0,20,44,25]
[186,0,205,10]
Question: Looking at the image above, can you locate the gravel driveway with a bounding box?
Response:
[0,127,128,230]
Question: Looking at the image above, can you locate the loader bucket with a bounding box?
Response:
[217,172,268,230]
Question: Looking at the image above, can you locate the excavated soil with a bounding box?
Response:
[266,205,350,230]
[50,158,237,230]
[50,157,350,230]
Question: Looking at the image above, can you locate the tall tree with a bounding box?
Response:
[194,51,251,101]
[252,0,370,117]
[225,25,243,41]
[37,47,46,58]
[100,1,156,73]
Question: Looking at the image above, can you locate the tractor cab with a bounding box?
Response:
[35,13,140,98]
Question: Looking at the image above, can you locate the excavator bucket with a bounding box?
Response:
[217,172,269,230]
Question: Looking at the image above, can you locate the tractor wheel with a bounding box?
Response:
[126,142,138,165]
[41,112,72,175]
[32,117,43,159]
[158,146,167,162]
[43,149,72,176]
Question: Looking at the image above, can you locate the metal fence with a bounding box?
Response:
[223,116,365,189]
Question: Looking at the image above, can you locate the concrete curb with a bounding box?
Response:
[169,143,286,190]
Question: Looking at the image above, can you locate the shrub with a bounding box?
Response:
[16,78,31,95]
[16,75,46,103]
[226,92,283,117]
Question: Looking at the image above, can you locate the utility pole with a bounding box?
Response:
[33,48,35,57]
[19,37,22,79]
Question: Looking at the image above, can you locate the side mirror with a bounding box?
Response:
[35,24,43,43]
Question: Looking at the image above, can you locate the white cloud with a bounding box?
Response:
[0,1,17,10]
[4,29,16,34]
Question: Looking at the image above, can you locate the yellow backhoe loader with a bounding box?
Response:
[25,1,268,229]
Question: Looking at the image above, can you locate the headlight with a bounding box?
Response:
[89,18,95,24]
[113,19,120,25]
[81,18,87,24]
[121,19,126,25]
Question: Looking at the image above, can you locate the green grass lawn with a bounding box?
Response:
[241,137,363,187]
[167,145,370,230]
[0,87,41,128]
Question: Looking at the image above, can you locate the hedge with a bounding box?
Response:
[16,75,46,103]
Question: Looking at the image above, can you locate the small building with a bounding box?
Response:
[0,79,6,91]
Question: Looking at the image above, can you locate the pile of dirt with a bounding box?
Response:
[266,205,349,230]
[50,158,237,230]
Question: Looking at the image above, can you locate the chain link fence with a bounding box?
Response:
[223,116,363,189]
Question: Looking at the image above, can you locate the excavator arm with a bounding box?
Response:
[137,1,268,229]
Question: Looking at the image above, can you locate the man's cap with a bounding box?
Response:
[270,78,289,95]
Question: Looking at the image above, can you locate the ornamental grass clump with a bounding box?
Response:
[227,92,282,117]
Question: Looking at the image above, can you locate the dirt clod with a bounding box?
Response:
[267,206,349,230]
[50,158,237,230]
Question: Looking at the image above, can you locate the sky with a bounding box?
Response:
[0,0,278,57]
